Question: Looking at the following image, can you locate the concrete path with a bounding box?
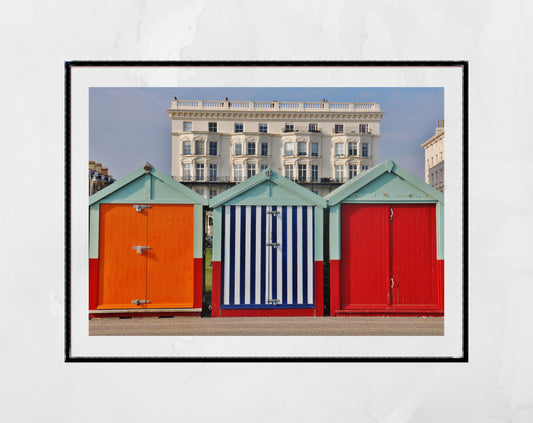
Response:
[89,316,443,336]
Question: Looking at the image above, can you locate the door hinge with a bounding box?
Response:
[132,245,151,254]
[133,204,151,212]
[131,299,150,305]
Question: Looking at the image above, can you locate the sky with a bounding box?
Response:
[89,87,444,181]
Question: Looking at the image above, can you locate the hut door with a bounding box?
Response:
[340,203,437,312]
[97,204,195,310]
[221,205,314,309]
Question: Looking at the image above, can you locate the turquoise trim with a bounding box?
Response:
[329,204,341,261]
[437,202,444,259]
[314,207,323,262]
[209,168,326,208]
[325,158,444,206]
[212,207,222,262]
[194,205,204,259]
[89,204,99,259]
[89,162,208,206]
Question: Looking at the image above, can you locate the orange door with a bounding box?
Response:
[97,204,148,309]
[97,204,195,310]
[146,204,195,308]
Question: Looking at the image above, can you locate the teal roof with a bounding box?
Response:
[89,162,208,206]
[209,168,327,208]
[325,159,444,206]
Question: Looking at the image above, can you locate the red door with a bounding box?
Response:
[340,203,439,313]
[390,204,439,311]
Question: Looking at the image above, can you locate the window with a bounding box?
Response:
[209,141,217,156]
[196,163,205,181]
[208,122,217,133]
[234,164,243,182]
[183,121,192,132]
[309,123,318,132]
[348,142,357,156]
[234,122,243,133]
[311,165,318,182]
[209,164,217,181]
[334,124,344,134]
[195,140,205,155]
[359,123,368,134]
[260,164,268,171]
[194,188,204,196]
[335,143,345,157]
[210,189,217,199]
[362,165,369,171]
[362,143,369,157]
[182,163,191,181]
[285,164,294,180]
[284,123,294,132]
[183,141,191,155]
[335,165,344,182]
[298,164,307,181]
[247,142,256,156]
[297,141,307,156]
[285,142,294,156]
[234,142,243,156]
[261,142,268,156]
[311,142,319,157]
[349,164,357,179]
[259,123,268,133]
[247,164,256,178]
[312,189,319,195]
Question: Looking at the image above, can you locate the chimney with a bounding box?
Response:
[101,167,108,175]
[95,163,103,173]
[89,161,95,170]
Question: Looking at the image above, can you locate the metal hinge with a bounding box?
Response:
[131,299,150,305]
[266,242,281,248]
[132,245,151,254]
[267,299,281,305]
[133,204,151,212]
[267,210,280,216]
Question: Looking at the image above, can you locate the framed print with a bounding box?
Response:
[66,61,467,361]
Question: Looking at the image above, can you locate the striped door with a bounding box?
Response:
[221,205,315,308]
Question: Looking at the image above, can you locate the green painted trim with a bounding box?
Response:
[314,207,323,262]
[325,158,443,206]
[329,204,341,261]
[89,204,100,258]
[89,162,208,206]
[194,205,204,259]
[437,202,444,259]
[209,168,326,208]
[212,206,223,262]
[93,199,201,205]
[145,174,152,200]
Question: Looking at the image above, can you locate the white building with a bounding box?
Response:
[421,120,444,192]
[167,98,384,198]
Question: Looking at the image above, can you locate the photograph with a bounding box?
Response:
[69,64,465,359]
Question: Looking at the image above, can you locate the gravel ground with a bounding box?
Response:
[89,315,444,336]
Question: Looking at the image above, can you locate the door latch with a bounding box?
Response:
[266,242,280,249]
[133,204,151,212]
[132,245,151,254]
[267,299,281,305]
[267,210,280,216]
[131,299,150,305]
[390,207,394,221]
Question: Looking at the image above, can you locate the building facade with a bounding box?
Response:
[167,98,384,198]
[421,120,444,192]
[89,161,115,195]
